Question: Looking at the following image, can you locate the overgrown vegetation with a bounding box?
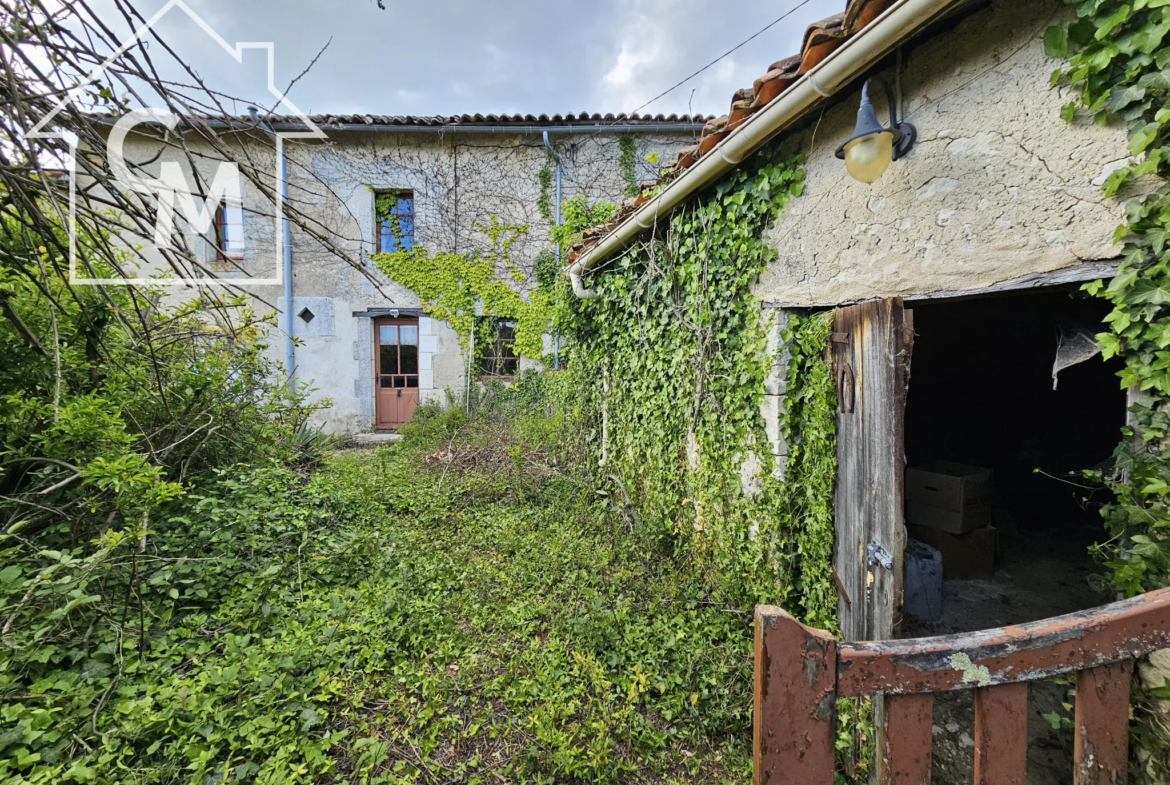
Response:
[1048,0,1170,777]
[373,183,621,369]
[557,148,872,778]
[373,217,551,360]
[2,3,822,782]
[618,136,639,198]
[550,197,619,259]
[0,216,338,782]
[2,366,761,783]
[559,151,832,615]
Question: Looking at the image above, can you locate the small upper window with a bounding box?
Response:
[377,192,414,253]
[213,203,245,265]
[477,319,519,378]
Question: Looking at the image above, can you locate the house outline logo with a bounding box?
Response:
[27,0,328,287]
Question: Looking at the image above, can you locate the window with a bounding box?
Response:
[376,192,414,253]
[211,203,245,270]
[477,319,519,378]
[378,321,419,388]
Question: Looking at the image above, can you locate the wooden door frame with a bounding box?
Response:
[831,297,914,785]
[373,315,421,429]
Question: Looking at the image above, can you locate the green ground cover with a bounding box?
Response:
[2,376,756,784]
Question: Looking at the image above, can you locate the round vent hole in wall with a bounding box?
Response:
[298,307,315,324]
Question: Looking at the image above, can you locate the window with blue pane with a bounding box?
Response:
[377,192,414,252]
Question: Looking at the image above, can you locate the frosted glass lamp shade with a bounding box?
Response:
[843,131,894,184]
[833,79,915,185]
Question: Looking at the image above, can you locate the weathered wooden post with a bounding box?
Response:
[754,605,837,785]
[1074,660,1132,785]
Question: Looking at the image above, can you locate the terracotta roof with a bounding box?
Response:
[261,112,711,128]
[568,0,899,266]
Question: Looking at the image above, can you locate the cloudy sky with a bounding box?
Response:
[112,0,841,119]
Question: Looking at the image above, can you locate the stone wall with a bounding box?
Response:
[755,0,1141,466]
[108,127,696,433]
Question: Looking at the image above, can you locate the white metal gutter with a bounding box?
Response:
[567,0,969,299]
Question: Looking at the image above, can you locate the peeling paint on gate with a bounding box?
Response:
[755,587,1170,784]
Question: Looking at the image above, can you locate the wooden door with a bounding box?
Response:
[832,298,914,642]
[374,317,420,429]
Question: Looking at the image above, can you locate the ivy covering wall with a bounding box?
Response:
[1049,0,1170,776]
[374,165,620,365]
[559,150,841,625]
[373,216,552,360]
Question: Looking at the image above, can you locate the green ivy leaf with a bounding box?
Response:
[1103,166,1134,195]
[1042,711,1067,730]
[1138,69,1170,92]
[1123,276,1170,303]
[1097,4,1132,40]
[1045,24,1070,57]
[1099,332,1123,359]
[1105,83,1147,111]
[1135,147,1165,175]
[1086,41,1122,72]
[1129,121,1161,155]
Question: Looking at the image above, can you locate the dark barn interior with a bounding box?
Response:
[905,288,1124,536]
[900,287,1126,784]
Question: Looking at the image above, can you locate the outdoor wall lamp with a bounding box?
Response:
[835,78,916,184]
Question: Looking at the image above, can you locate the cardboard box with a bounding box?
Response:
[905,462,993,534]
[908,524,998,580]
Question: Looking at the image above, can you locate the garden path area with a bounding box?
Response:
[1,387,760,785]
[302,432,756,784]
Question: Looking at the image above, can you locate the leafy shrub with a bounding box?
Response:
[0,214,333,783]
[1,464,383,784]
[3,360,758,783]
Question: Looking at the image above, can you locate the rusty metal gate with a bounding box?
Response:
[753,587,1170,784]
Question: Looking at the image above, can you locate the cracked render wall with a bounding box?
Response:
[755,0,1138,459]
[758,0,1132,308]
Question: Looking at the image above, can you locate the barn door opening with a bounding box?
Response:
[374,316,420,429]
[899,287,1124,783]
[832,297,913,642]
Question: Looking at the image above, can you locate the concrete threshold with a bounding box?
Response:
[353,432,403,445]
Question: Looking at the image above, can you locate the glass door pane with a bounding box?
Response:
[399,324,418,376]
[379,324,399,380]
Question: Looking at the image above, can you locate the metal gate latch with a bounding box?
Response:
[867,542,894,570]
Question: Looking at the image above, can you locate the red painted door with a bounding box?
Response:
[374,317,420,429]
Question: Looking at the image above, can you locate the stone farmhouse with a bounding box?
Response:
[97,114,703,434]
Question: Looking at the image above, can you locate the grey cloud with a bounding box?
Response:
[107,0,842,118]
